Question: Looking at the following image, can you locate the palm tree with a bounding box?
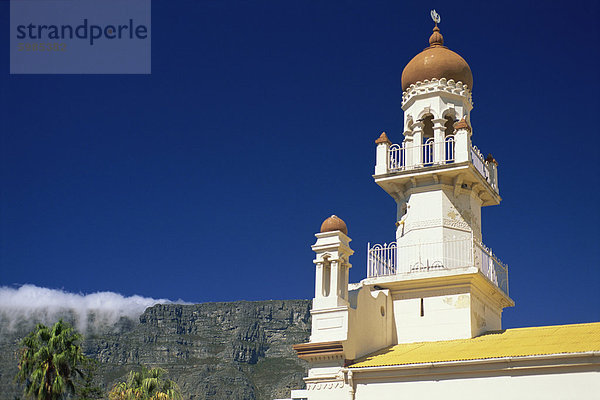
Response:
[75,358,104,400]
[108,366,182,400]
[15,320,88,400]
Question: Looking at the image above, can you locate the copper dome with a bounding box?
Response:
[401,26,473,92]
[320,215,348,235]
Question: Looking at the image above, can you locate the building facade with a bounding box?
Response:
[278,13,600,400]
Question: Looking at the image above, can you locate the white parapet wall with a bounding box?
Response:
[345,284,394,360]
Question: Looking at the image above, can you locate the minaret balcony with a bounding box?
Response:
[374,137,501,207]
[365,238,509,296]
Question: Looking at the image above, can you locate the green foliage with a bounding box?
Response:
[15,320,89,400]
[108,366,181,400]
[75,358,104,400]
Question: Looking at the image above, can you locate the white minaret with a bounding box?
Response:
[370,16,513,343]
[290,14,517,400]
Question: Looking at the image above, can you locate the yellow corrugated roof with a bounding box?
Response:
[349,322,600,368]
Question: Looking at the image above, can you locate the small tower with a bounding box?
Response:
[312,215,353,313]
[370,17,513,343]
[294,216,392,397]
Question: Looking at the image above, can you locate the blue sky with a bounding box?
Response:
[1,1,599,330]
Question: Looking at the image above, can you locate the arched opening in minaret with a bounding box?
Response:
[322,261,331,297]
[422,115,434,141]
[338,264,347,299]
[422,115,434,166]
[444,116,456,162]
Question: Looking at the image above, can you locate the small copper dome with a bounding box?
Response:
[401,26,473,92]
[320,215,348,235]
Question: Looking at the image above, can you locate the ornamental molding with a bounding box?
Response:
[402,78,473,108]
[306,381,346,391]
[404,218,472,233]
[442,217,471,232]
[404,218,440,232]
[300,353,344,362]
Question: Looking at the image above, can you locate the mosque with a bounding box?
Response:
[278,12,600,400]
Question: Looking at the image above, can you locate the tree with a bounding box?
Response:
[108,366,182,400]
[15,320,88,400]
[75,358,104,400]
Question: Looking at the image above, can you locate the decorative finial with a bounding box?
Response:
[430,9,441,27]
[453,117,471,133]
[375,132,392,145]
[428,10,444,46]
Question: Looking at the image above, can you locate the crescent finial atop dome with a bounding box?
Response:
[429,10,444,46]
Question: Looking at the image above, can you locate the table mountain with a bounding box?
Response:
[0,299,311,400]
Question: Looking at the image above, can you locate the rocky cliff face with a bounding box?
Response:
[0,300,311,400]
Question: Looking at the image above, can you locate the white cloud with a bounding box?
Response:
[0,284,183,333]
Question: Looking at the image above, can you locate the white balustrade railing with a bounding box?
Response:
[385,139,498,194]
[388,136,455,172]
[389,144,405,171]
[470,145,497,190]
[367,238,509,295]
[445,136,455,163]
[473,241,509,295]
[367,242,397,277]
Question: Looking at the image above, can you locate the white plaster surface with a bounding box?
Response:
[353,369,600,400]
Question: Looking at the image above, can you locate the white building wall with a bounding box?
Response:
[441,186,481,242]
[393,289,472,343]
[397,189,444,243]
[310,307,349,343]
[346,287,394,360]
[468,189,483,241]
[470,291,502,336]
[398,186,483,245]
[354,369,600,400]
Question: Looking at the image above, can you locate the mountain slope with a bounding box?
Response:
[0,299,311,400]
